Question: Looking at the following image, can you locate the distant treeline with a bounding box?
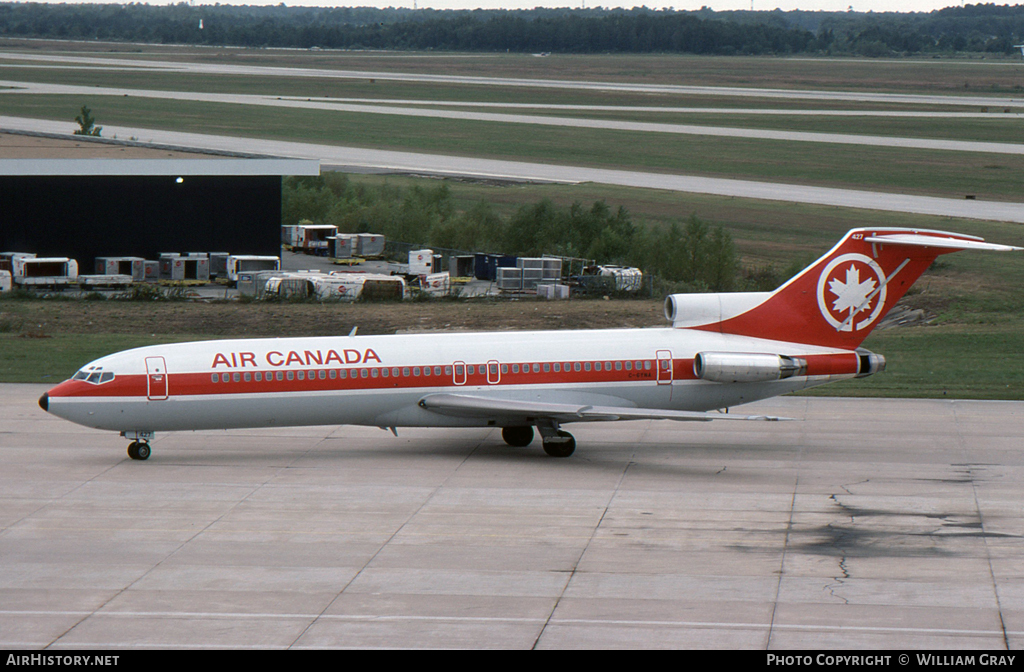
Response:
[283,174,793,294]
[2,3,1024,55]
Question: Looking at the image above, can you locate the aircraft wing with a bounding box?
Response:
[417,393,790,424]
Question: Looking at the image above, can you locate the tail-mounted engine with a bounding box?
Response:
[694,352,808,384]
[855,348,886,378]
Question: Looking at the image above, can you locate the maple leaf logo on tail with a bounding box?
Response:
[816,253,888,332]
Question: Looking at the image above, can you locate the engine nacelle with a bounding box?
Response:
[664,292,771,328]
[694,352,808,384]
[855,349,886,378]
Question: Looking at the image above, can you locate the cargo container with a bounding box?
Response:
[12,257,78,288]
[496,266,522,291]
[95,257,146,282]
[355,233,386,258]
[208,253,230,278]
[409,249,441,276]
[143,261,160,282]
[328,234,355,259]
[474,253,517,281]
[159,254,210,282]
[0,270,11,292]
[226,255,281,285]
[418,271,450,296]
[448,255,475,279]
[0,252,34,273]
[518,257,562,289]
[237,270,288,297]
[263,272,405,301]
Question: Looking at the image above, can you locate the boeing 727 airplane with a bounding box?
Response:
[40,228,1020,460]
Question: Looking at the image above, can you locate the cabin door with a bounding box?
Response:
[145,356,169,400]
[656,350,673,401]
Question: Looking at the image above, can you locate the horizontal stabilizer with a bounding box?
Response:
[418,393,791,423]
[863,233,1023,252]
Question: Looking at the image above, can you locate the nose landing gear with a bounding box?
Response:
[121,431,154,461]
[127,441,151,461]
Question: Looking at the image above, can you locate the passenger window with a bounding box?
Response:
[287,371,294,381]
[584,362,591,372]
[413,367,421,376]
[403,367,410,377]
[615,361,622,371]
[533,363,540,373]
[434,366,442,376]
[512,364,519,374]
[553,363,561,372]
[212,373,219,383]
[574,362,582,372]
[244,372,251,382]
[233,373,240,382]
[277,371,284,381]
[543,363,550,373]
[319,370,327,380]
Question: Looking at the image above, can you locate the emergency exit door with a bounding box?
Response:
[145,356,168,400]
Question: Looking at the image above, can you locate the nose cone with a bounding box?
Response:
[38,393,49,412]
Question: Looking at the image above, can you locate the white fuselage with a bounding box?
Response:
[44,326,858,434]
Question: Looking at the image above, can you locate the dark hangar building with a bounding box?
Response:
[0,158,320,264]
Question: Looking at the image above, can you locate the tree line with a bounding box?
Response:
[2,3,1024,55]
[283,174,784,294]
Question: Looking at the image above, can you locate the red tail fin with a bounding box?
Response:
[694,228,1020,349]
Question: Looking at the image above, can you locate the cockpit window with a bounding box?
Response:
[74,366,115,385]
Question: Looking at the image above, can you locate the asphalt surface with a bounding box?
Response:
[5,115,1024,225]
[4,50,1024,109]
[5,80,1024,156]
[2,384,1022,649]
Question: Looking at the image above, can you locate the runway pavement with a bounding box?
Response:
[2,383,1022,649]
[4,51,1024,109]
[6,81,1024,156]
[6,116,1024,224]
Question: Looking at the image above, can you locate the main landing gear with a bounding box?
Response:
[121,431,154,461]
[500,424,576,458]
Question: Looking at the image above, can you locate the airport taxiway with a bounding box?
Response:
[2,383,1022,649]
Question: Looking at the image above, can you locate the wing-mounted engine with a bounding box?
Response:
[694,352,807,383]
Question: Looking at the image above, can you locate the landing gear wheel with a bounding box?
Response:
[502,426,534,447]
[127,441,151,461]
[542,431,576,458]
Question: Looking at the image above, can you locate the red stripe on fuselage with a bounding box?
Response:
[49,358,694,399]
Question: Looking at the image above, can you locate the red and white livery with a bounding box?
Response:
[40,228,1020,460]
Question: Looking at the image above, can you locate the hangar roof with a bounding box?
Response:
[0,158,320,176]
